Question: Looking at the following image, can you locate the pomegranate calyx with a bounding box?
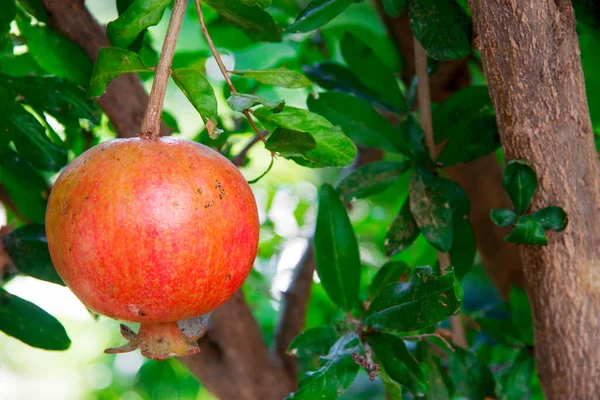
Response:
[104,321,203,360]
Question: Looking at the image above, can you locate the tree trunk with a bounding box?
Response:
[470,1,600,397]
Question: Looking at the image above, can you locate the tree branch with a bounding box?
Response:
[376,5,525,296]
[41,0,170,138]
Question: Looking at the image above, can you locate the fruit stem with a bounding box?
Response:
[194,0,268,146]
[139,0,188,140]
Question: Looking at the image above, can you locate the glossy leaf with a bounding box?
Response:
[265,128,316,155]
[16,15,92,86]
[171,68,221,137]
[307,92,409,154]
[18,0,47,22]
[409,0,472,60]
[503,349,535,400]
[491,209,517,228]
[0,0,15,32]
[0,289,71,350]
[0,94,67,172]
[363,266,463,332]
[385,198,420,257]
[337,161,410,202]
[3,224,64,285]
[240,0,271,8]
[426,354,451,400]
[369,261,408,299]
[313,184,361,310]
[509,286,534,346]
[504,216,547,246]
[227,93,284,113]
[230,68,311,88]
[254,106,357,168]
[107,0,170,49]
[378,365,403,400]
[205,0,281,42]
[0,74,97,124]
[381,0,407,16]
[287,0,353,33]
[286,333,361,399]
[0,150,47,223]
[449,348,496,399]
[409,167,454,252]
[503,160,538,214]
[340,33,406,112]
[287,326,339,358]
[89,48,153,97]
[368,333,426,395]
[532,206,568,232]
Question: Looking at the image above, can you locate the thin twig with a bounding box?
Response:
[402,333,455,352]
[140,0,188,139]
[353,342,379,381]
[194,0,268,145]
[413,37,468,349]
[231,136,261,167]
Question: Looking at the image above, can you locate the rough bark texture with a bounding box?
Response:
[377,8,526,295]
[470,1,600,397]
[180,292,296,400]
[42,0,169,138]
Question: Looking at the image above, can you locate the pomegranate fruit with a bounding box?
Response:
[45,137,259,359]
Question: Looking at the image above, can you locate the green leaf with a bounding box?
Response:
[286,333,361,399]
[0,149,47,223]
[240,0,272,8]
[340,33,406,112]
[254,106,357,168]
[433,86,495,142]
[307,92,410,154]
[0,93,67,172]
[426,353,451,400]
[504,216,547,246]
[288,326,339,358]
[369,262,408,299]
[502,349,534,400]
[0,0,15,32]
[509,286,534,346]
[369,333,426,396]
[3,224,64,285]
[409,167,454,252]
[303,62,400,113]
[314,184,361,310]
[16,15,92,86]
[287,0,353,33]
[449,216,476,280]
[385,198,420,257]
[337,161,410,202]
[491,209,517,228]
[89,47,153,98]
[503,160,538,214]
[171,68,221,137]
[0,289,71,350]
[449,348,496,399]
[227,93,284,113]
[205,0,281,42]
[230,68,311,88]
[363,266,463,332]
[265,128,316,155]
[0,74,97,124]
[107,0,170,49]
[17,0,48,22]
[532,206,568,232]
[409,0,472,60]
[381,0,407,16]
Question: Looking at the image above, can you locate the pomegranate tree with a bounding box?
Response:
[45,137,259,360]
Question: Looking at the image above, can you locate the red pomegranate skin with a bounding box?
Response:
[46,137,259,323]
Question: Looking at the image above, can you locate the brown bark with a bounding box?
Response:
[470,1,600,397]
[377,8,526,295]
[42,0,169,138]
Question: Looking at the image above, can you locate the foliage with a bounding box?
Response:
[1,0,588,398]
